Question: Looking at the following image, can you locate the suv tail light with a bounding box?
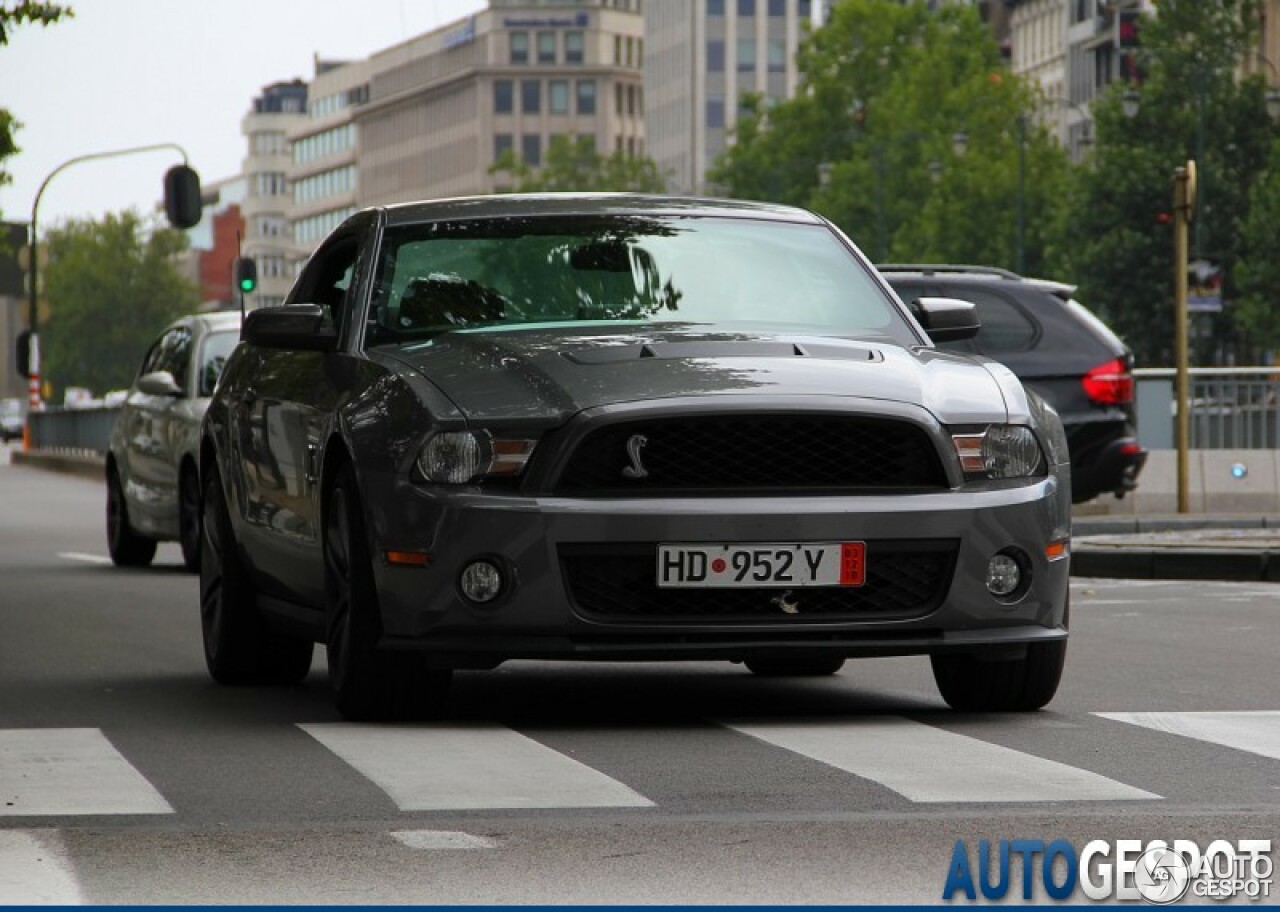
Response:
[1082,358,1134,405]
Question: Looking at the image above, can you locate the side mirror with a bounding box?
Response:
[242,304,338,352]
[136,370,183,397]
[910,296,981,343]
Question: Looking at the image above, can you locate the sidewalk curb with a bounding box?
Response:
[11,448,105,482]
[1072,545,1280,582]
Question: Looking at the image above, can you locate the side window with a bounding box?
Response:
[289,235,361,338]
[946,287,1038,354]
[161,329,193,393]
[138,335,167,379]
[141,328,193,392]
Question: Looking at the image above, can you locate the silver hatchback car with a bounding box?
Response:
[107,311,240,571]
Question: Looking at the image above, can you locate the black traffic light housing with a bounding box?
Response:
[234,256,258,295]
[15,329,30,379]
[164,165,203,229]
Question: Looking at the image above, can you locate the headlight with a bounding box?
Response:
[951,425,1044,480]
[415,430,537,484]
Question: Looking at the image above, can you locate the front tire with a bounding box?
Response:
[106,465,156,567]
[178,463,202,573]
[931,639,1066,712]
[200,469,313,685]
[325,465,451,721]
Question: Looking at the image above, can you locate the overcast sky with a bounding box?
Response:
[0,0,486,231]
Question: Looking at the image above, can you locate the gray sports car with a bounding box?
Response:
[200,194,1071,721]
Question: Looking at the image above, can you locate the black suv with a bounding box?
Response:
[880,265,1146,504]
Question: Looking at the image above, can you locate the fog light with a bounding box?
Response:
[986,554,1021,597]
[460,560,503,603]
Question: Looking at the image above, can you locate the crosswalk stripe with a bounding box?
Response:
[0,831,83,903]
[1095,711,1280,761]
[724,717,1161,803]
[0,729,173,817]
[298,722,655,811]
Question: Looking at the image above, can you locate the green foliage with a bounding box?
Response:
[1236,139,1280,354]
[490,135,667,193]
[42,211,198,398]
[708,0,1068,271]
[1047,0,1274,366]
[0,1,71,43]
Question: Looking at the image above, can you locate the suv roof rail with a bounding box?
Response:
[877,264,1023,280]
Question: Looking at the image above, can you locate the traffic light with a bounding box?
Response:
[15,329,30,379]
[233,256,258,295]
[163,165,203,229]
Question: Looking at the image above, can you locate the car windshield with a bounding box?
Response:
[198,330,238,397]
[367,215,914,346]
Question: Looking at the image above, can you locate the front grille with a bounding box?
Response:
[559,541,957,623]
[555,415,947,495]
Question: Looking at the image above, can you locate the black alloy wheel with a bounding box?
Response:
[106,465,157,567]
[325,464,451,721]
[200,469,313,685]
[178,464,202,573]
[744,656,846,677]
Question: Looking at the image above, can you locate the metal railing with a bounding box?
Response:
[27,405,120,454]
[1135,367,1280,450]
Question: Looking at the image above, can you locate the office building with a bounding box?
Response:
[241,80,308,307]
[645,0,820,195]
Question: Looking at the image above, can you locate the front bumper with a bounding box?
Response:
[360,474,1070,665]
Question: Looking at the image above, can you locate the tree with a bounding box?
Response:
[707,0,1068,270]
[491,135,667,192]
[41,211,197,398]
[0,3,73,213]
[1236,139,1280,357]
[1048,0,1275,367]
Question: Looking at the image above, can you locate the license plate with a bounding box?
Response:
[656,542,866,589]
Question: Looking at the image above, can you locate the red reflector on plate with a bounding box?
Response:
[840,542,866,586]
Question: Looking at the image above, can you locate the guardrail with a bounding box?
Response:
[1135,367,1280,450]
[27,405,120,454]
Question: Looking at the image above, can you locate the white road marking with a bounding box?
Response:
[57,552,112,565]
[0,831,83,904]
[1096,711,1280,761]
[298,723,654,811]
[390,830,499,850]
[724,717,1161,803]
[0,729,173,816]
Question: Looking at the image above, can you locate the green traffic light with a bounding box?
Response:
[239,278,255,293]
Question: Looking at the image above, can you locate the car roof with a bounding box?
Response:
[877,264,1077,298]
[381,193,824,228]
[149,311,240,341]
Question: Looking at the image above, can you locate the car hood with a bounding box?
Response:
[381,326,1013,426]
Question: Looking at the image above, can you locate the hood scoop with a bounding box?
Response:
[563,340,882,365]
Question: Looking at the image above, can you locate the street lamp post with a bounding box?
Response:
[23,143,193,422]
